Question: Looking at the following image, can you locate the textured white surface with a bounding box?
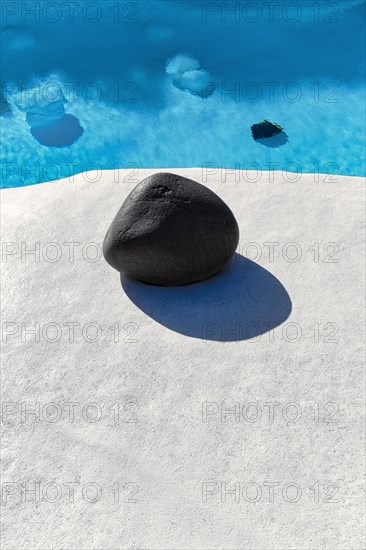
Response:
[1,169,365,549]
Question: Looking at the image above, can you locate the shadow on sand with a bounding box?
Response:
[121,254,292,342]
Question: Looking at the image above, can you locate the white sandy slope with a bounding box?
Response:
[1,169,365,550]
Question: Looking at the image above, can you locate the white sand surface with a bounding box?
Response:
[1,169,365,549]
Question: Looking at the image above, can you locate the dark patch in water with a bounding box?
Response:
[251,119,284,139]
[251,120,288,148]
[255,131,289,148]
[29,113,84,147]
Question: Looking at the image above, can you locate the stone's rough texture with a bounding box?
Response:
[251,119,284,140]
[103,172,240,285]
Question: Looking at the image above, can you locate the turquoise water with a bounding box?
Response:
[1,0,365,188]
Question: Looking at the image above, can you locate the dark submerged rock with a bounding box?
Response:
[103,172,240,286]
[251,119,284,140]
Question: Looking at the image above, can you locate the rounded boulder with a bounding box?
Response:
[102,172,239,286]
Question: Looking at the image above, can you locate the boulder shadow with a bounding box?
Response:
[29,113,84,147]
[255,131,289,148]
[121,253,292,341]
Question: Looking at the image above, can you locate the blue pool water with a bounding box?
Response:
[1,0,365,188]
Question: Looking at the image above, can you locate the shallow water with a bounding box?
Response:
[1,0,365,188]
